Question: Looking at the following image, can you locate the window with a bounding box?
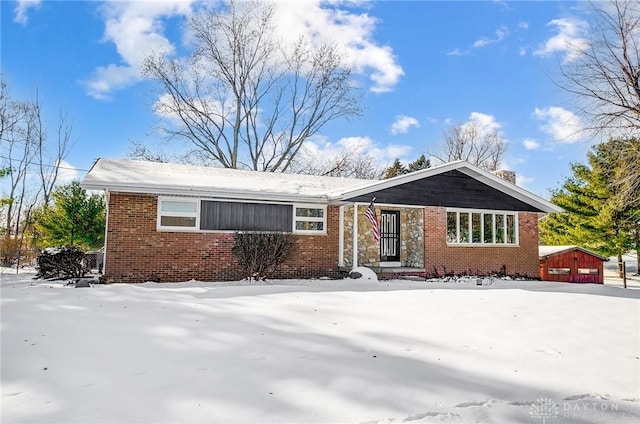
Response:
[293,205,326,234]
[549,268,571,275]
[158,198,199,230]
[578,268,599,275]
[446,209,518,245]
[157,197,327,235]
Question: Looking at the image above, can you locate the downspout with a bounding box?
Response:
[352,203,358,268]
[338,205,344,267]
[102,189,109,281]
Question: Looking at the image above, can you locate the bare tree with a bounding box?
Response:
[430,121,508,171]
[290,143,383,180]
[557,1,639,219]
[0,82,73,266]
[127,140,213,166]
[143,0,362,173]
[559,0,640,134]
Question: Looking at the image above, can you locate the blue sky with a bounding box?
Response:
[1,0,598,198]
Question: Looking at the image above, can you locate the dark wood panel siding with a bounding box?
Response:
[201,201,293,232]
[345,170,543,212]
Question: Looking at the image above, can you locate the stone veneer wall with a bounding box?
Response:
[342,205,424,267]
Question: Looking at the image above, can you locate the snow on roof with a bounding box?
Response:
[81,158,373,203]
[539,245,609,260]
[82,158,562,211]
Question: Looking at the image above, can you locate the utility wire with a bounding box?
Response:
[0,155,91,172]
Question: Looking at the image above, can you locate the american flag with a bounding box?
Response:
[364,200,380,241]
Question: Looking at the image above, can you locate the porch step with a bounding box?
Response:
[368,267,427,280]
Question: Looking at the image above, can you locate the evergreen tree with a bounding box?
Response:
[540,139,638,276]
[33,181,106,250]
[383,158,407,179]
[407,154,430,172]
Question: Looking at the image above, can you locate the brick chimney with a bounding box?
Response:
[492,170,516,184]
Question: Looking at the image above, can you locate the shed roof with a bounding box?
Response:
[539,245,609,261]
[81,158,561,212]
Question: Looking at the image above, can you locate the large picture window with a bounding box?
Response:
[157,198,199,230]
[446,209,518,245]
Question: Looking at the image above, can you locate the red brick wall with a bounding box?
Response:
[423,207,540,278]
[104,193,341,283]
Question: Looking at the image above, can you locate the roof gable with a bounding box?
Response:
[331,161,561,213]
[341,169,544,211]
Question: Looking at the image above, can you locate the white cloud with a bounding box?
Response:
[516,174,534,187]
[87,0,403,100]
[534,18,589,62]
[446,48,463,57]
[390,115,420,135]
[518,21,529,30]
[303,135,411,167]
[84,64,140,101]
[522,138,540,150]
[14,0,41,25]
[472,26,508,48]
[270,2,403,93]
[55,160,81,185]
[85,1,197,100]
[533,106,584,142]
[462,112,502,137]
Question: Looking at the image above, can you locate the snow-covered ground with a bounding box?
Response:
[2,270,639,423]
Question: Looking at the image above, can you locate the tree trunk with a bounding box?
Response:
[617,253,624,278]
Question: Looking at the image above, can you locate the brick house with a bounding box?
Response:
[81,158,561,283]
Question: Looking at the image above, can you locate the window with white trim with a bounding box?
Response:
[446,209,518,245]
[293,205,326,234]
[158,198,199,230]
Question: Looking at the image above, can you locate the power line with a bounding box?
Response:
[0,155,90,172]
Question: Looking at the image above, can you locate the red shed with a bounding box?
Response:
[539,245,609,284]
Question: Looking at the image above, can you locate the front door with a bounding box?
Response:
[380,210,400,262]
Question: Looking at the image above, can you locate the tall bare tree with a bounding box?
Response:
[559,0,640,134]
[0,82,73,266]
[143,0,362,172]
[430,121,508,171]
[558,0,639,215]
[289,142,383,180]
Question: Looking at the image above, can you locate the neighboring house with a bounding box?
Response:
[81,158,561,283]
[539,245,609,284]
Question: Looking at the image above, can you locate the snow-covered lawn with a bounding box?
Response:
[2,272,639,423]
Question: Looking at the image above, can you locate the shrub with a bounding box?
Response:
[36,246,90,279]
[231,232,294,280]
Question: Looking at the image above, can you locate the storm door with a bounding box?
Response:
[380,210,400,262]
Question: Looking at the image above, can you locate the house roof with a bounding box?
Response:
[81,158,561,212]
[81,158,370,203]
[539,245,609,261]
